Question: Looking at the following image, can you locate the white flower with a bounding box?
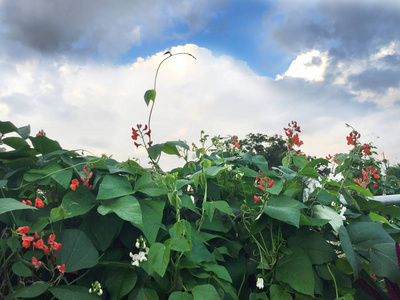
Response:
[138,251,147,262]
[256,278,264,289]
[89,288,93,293]
[131,259,140,266]
[339,206,347,221]
[98,289,103,296]
[129,252,134,258]
[135,241,140,249]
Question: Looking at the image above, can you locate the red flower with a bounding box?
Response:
[51,242,62,251]
[33,239,45,249]
[57,264,66,274]
[48,234,56,244]
[374,182,378,188]
[371,274,377,282]
[363,144,371,154]
[36,130,46,136]
[44,246,49,254]
[131,128,139,140]
[234,141,239,148]
[346,135,354,145]
[34,231,39,239]
[31,256,42,268]
[70,179,80,190]
[22,200,32,206]
[35,198,44,208]
[254,195,260,203]
[22,235,34,248]
[292,133,303,147]
[267,179,274,188]
[18,226,30,234]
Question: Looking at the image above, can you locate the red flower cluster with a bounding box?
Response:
[70,164,94,190]
[354,166,380,189]
[363,144,371,154]
[284,121,303,149]
[230,136,239,148]
[22,198,44,208]
[346,130,360,146]
[132,124,152,148]
[36,130,46,136]
[254,171,274,202]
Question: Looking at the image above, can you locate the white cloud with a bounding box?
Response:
[276,50,328,81]
[1,44,399,171]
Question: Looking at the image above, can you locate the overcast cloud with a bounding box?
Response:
[0,0,399,169]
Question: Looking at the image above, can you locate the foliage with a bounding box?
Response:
[1,53,400,299]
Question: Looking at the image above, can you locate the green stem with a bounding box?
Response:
[327,263,339,299]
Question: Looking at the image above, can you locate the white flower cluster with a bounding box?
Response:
[256,277,264,289]
[89,280,103,296]
[130,236,149,267]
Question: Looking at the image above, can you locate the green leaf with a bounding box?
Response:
[190,234,215,263]
[316,189,338,206]
[62,187,97,219]
[340,189,360,211]
[52,168,73,189]
[339,225,361,279]
[137,199,165,245]
[288,231,336,264]
[267,178,283,195]
[12,261,32,277]
[80,212,123,251]
[312,205,343,232]
[97,174,133,200]
[97,195,143,227]
[2,136,29,149]
[0,198,37,215]
[203,262,232,282]
[297,167,320,179]
[55,229,99,272]
[105,267,137,300]
[144,89,156,106]
[49,285,100,300]
[134,173,168,197]
[12,281,51,298]
[252,155,269,174]
[147,143,164,160]
[370,243,400,284]
[169,291,193,300]
[170,235,191,252]
[192,284,220,300]
[293,155,309,169]
[29,136,62,154]
[270,284,292,300]
[148,242,170,277]
[275,247,314,296]
[347,222,393,250]
[263,195,307,228]
[203,201,235,222]
[0,120,18,134]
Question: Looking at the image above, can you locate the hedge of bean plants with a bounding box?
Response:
[1,53,400,300]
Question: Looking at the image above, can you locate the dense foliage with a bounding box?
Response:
[1,53,400,299]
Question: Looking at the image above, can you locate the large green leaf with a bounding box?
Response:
[137,198,165,245]
[192,284,220,300]
[275,247,314,296]
[134,173,168,197]
[62,187,97,219]
[49,285,100,300]
[169,291,193,300]
[55,229,99,272]
[80,212,123,251]
[270,284,292,300]
[0,198,37,215]
[148,242,170,277]
[2,136,29,149]
[263,195,307,228]
[29,136,62,154]
[288,231,336,264]
[312,205,343,232]
[97,174,134,200]
[252,155,269,174]
[339,225,361,279]
[347,222,393,251]
[203,201,235,222]
[203,262,232,282]
[370,243,400,284]
[105,267,137,300]
[97,195,143,227]
[10,281,51,298]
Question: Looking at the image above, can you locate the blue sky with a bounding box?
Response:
[0,0,399,169]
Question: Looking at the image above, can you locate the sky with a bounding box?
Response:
[0,0,399,170]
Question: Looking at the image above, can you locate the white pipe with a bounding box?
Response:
[340,194,400,205]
